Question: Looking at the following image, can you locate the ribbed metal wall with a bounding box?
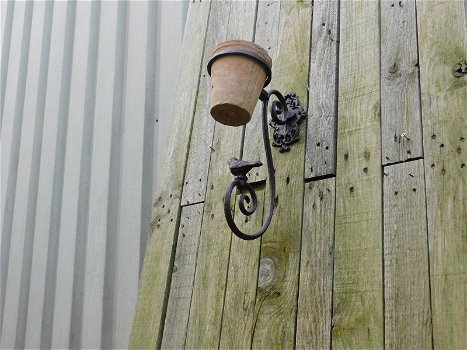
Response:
[0,1,187,348]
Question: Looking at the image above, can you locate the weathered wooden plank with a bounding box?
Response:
[81,3,121,348]
[383,159,432,349]
[296,178,335,350]
[242,0,281,184]
[184,1,258,348]
[50,2,97,348]
[417,1,467,348]
[219,188,265,349]
[0,3,47,347]
[139,0,158,277]
[381,0,422,165]
[250,1,311,348]
[129,1,211,348]
[179,0,229,206]
[305,0,339,179]
[331,0,383,348]
[161,203,204,349]
[24,2,74,347]
[155,0,188,192]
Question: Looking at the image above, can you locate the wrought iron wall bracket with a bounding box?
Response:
[270,92,307,152]
[224,89,307,240]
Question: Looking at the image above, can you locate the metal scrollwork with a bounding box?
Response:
[269,93,307,152]
[223,89,307,240]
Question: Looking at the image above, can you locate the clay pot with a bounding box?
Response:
[207,40,272,126]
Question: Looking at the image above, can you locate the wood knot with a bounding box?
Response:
[388,62,400,74]
[258,257,275,289]
[453,59,467,77]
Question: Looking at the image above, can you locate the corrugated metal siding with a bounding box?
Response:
[0,1,187,348]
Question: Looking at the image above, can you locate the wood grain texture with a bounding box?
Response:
[184,1,258,348]
[129,1,211,348]
[296,178,335,350]
[179,0,229,206]
[219,188,264,349]
[381,0,423,165]
[241,0,281,184]
[416,1,467,348]
[331,1,383,348]
[249,1,311,348]
[161,204,204,350]
[383,159,432,349]
[305,0,339,179]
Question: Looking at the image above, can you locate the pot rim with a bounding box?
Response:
[207,48,272,87]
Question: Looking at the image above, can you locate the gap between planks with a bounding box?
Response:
[382,156,424,168]
[180,200,205,208]
[304,173,336,183]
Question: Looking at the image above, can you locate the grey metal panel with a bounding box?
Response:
[81,2,122,347]
[113,1,150,348]
[24,2,75,347]
[0,0,186,347]
[0,3,43,347]
[51,2,99,348]
[0,0,33,339]
[1,0,14,130]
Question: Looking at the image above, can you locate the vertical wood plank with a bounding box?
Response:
[332,0,383,348]
[242,0,281,184]
[50,2,97,348]
[140,0,157,276]
[381,0,423,165]
[417,1,467,348]
[81,2,122,348]
[0,3,46,347]
[179,0,229,206]
[112,2,150,348]
[161,203,204,349]
[250,1,311,348]
[296,178,335,350]
[184,1,258,348]
[24,2,74,347]
[305,0,339,179]
[383,160,432,349]
[155,0,186,192]
[0,3,32,331]
[219,188,265,349]
[129,1,211,347]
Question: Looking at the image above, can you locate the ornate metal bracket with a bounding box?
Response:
[270,93,307,152]
[224,89,307,240]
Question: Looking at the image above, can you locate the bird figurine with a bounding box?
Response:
[227,157,263,178]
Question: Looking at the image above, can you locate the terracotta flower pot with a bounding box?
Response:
[207,40,272,126]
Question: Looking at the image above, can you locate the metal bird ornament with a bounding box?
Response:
[227,157,263,179]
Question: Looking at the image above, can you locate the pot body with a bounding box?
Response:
[209,40,272,126]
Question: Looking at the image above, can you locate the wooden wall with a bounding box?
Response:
[0,1,187,348]
[132,0,466,348]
